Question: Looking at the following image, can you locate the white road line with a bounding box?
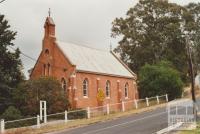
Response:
[82,110,167,134]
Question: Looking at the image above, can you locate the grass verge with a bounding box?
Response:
[177,123,200,134]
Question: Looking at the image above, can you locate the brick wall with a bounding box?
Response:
[74,72,138,108]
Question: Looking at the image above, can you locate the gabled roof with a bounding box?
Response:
[56,41,136,79]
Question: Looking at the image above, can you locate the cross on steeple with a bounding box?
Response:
[48,8,51,17]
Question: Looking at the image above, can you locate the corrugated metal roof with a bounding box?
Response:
[56,41,135,78]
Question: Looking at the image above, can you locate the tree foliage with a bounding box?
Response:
[0,14,24,114]
[13,77,70,116]
[111,0,200,82]
[138,61,183,100]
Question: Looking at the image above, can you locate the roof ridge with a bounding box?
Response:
[57,40,109,53]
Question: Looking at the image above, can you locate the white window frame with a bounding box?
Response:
[106,81,111,98]
[83,79,88,98]
[125,83,129,99]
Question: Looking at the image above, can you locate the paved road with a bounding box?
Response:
[53,107,168,134]
[51,100,200,134]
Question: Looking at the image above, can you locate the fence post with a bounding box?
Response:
[0,119,5,133]
[166,94,168,102]
[87,107,90,119]
[40,101,42,120]
[146,97,149,107]
[134,100,138,109]
[37,115,40,128]
[65,110,68,123]
[156,96,160,104]
[106,104,110,115]
[44,101,47,123]
[122,101,125,112]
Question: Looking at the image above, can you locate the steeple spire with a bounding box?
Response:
[44,9,55,38]
[48,8,51,17]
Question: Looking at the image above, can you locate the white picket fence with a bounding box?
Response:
[0,94,168,133]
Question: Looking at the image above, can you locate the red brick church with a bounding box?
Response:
[30,15,138,109]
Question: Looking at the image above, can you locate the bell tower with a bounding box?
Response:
[41,9,56,77]
[44,8,55,38]
[42,9,56,50]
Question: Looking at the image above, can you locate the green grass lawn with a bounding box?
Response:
[179,123,200,134]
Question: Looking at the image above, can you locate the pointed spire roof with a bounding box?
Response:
[44,9,56,37]
[45,17,55,26]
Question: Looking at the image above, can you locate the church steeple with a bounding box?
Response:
[44,8,55,38]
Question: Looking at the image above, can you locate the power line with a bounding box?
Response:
[8,46,38,62]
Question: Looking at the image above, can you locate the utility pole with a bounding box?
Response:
[186,36,196,103]
[186,35,197,120]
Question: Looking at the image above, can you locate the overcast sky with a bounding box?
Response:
[0,0,200,78]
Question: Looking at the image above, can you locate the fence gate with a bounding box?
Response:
[40,100,47,123]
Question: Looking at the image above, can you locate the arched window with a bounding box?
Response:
[83,79,88,97]
[43,64,46,76]
[106,81,110,98]
[125,83,129,98]
[47,63,51,76]
[61,78,67,94]
[45,49,49,55]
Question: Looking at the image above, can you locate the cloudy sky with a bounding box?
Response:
[0,0,200,78]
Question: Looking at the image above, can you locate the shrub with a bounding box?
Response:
[1,106,38,129]
[1,106,22,121]
[97,88,105,102]
[138,61,183,100]
[13,77,70,116]
[68,109,87,120]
